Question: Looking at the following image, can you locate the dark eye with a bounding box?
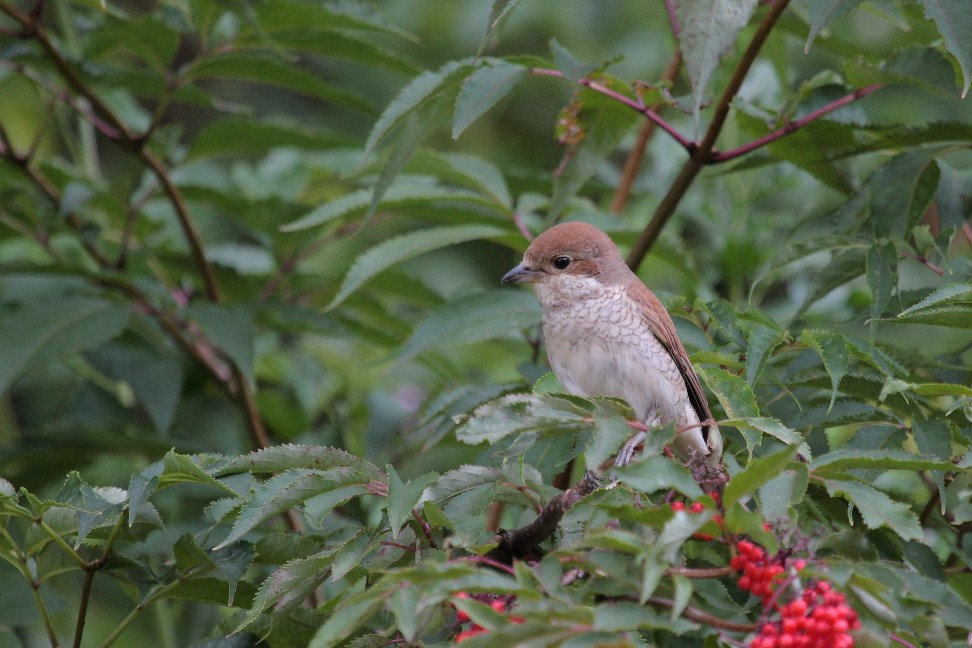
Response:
[553,256,571,270]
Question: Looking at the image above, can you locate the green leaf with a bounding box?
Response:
[917,0,972,97]
[399,290,540,363]
[128,461,163,527]
[213,444,383,480]
[0,297,130,395]
[281,184,502,232]
[453,59,527,139]
[797,248,867,316]
[189,54,373,112]
[698,367,759,419]
[898,280,972,317]
[866,241,897,326]
[675,0,758,122]
[549,39,594,82]
[326,224,508,310]
[387,466,435,539]
[723,445,798,509]
[800,330,850,411]
[241,546,343,627]
[218,468,370,548]
[847,46,962,96]
[411,151,513,210]
[253,0,415,38]
[614,456,704,499]
[891,305,972,328]
[870,151,940,239]
[85,17,180,71]
[759,467,808,520]
[479,0,525,54]
[724,417,809,457]
[810,449,959,473]
[307,584,391,648]
[456,392,593,446]
[188,118,347,159]
[365,58,475,156]
[804,0,863,51]
[188,303,255,385]
[823,478,924,542]
[160,452,239,494]
[746,324,784,387]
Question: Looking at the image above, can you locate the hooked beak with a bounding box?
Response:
[501,263,543,285]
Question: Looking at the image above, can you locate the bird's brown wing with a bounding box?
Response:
[626,280,713,438]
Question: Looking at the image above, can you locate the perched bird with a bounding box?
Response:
[501,221,723,476]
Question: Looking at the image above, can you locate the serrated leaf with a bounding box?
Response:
[128,461,163,527]
[676,0,758,123]
[214,444,383,480]
[456,392,591,446]
[479,0,524,54]
[804,0,863,51]
[422,465,502,504]
[240,546,343,628]
[326,224,508,309]
[160,452,238,494]
[365,58,475,156]
[746,324,784,386]
[549,39,594,82]
[866,241,897,327]
[899,280,972,317]
[0,297,130,395]
[387,466,435,539]
[411,151,513,210]
[308,584,389,648]
[917,0,972,97]
[282,184,502,232]
[810,449,958,473]
[399,290,540,363]
[759,468,808,520]
[698,367,759,419]
[453,59,527,139]
[723,445,798,508]
[800,330,850,411]
[823,478,924,542]
[890,304,972,328]
[846,46,962,96]
[798,248,867,316]
[724,417,809,457]
[217,468,370,548]
[614,456,704,499]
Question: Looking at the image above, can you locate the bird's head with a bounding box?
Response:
[501,222,626,301]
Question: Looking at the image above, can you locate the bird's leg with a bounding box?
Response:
[615,408,662,466]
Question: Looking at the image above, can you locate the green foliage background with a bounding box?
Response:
[0,0,971,646]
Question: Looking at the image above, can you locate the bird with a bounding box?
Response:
[501,221,723,478]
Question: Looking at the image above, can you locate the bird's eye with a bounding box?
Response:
[553,256,571,270]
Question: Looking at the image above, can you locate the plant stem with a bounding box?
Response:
[626,0,791,271]
[711,83,884,162]
[646,596,757,632]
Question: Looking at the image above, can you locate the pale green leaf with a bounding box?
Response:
[804,0,863,51]
[213,444,383,480]
[898,280,972,317]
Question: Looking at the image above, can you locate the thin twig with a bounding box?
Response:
[665,565,734,579]
[645,596,757,632]
[711,83,884,162]
[531,67,694,153]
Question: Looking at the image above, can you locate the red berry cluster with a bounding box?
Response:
[751,581,860,648]
[730,540,789,604]
[670,500,706,513]
[452,592,523,643]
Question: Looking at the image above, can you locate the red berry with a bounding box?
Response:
[671,501,686,511]
[455,627,486,642]
[490,599,506,612]
[738,575,752,590]
[690,502,704,513]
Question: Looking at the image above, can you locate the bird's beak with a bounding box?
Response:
[501,263,543,285]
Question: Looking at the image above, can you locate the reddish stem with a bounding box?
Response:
[711,83,884,162]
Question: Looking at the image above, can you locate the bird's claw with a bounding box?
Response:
[615,431,647,467]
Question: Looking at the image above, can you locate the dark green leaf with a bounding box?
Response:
[800,330,850,410]
[746,324,784,387]
[870,151,940,239]
[698,367,759,419]
[387,466,435,539]
[0,297,130,395]
[810,449,958,473]
[214,444,383,480]
[823,478,924,542]
[804,0,863,51]
[917,0,972,97]
[188,118,347,159]
[866,241,898,327]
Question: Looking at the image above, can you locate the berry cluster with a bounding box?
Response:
[452,592,523,642]
[670,500,706,513]
[730,540,790,604]
[751,581,860,648]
